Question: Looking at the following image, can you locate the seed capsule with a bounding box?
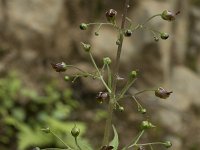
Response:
[103,57,112,65]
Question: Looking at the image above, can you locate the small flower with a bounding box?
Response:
[96,92,108,103]
[71,125,80,138]
[124,29,132,37]
[155,87,173,99]
[160,32,169,40]
[164,141,172,148]
[106,9,117,23]
[161,10,175,21]
[81,42,91,52]
[51,62,67,72]
[137,146,145,150]
[80,23,88,30]
[140,121,156,130]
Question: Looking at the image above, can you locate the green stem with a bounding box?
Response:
[138,142,165,146]
[142,14,161,26]
[102,0,130,146]
[75,137,82,150]
[134,89,155,96]
[89,52,111,93]
[50,130,72,149]
[118,78,137,100]
[128,130,145,148]
[107,64,112,89]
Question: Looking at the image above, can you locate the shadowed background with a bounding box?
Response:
[0,0,200,150]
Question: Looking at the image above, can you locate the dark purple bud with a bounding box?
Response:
[161,10,176,21]
[155,87,172,99]
[96,92,108,103]
[105,9,117,23]
[124,29,132,37]
[51,62,67,72]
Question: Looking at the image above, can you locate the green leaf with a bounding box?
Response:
[109,125,119,150]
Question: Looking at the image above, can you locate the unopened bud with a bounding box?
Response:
[154,36,159,42]
[164,141,172,148]
[80,23,88,30]
[130,70,137,78]
[103,57,112,65]
[81,42,91,52]
[160,32,169,40]
[140,121,156,130]
[64,76,70,81]
[124,29,132,37]
[119,106,124,112]
[71,125,80,138]
[41,127,50,134]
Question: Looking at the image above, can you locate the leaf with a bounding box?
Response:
[109,125,119,150]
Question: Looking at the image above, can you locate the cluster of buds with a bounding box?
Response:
[140,120,155,130]
[103,57,112,65]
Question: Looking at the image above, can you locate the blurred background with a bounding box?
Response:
[0,0,200,150]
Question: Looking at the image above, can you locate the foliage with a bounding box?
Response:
[0,71,87,150]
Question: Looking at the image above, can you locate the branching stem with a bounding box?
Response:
[102,0,130,146]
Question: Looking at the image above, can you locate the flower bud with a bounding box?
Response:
[124,29,132,37]
[95,32,99,36]
[130,70,137,78]
[64,76,70,81]
[71,125,80,138]
[119,106,124,112]
[80,23,88,30]
[161,10,175,21]
[81,42,91,52]
[96,92,108,103]
[41,127,50,133]
[164,141,172,148]
[155,87,172,99]
[103,57,112,65]
[51,62,67,72]
[141,108,147,114]
[160,32,169,40]
[106,9,117,23]
[116,39,120,45]
[140,121,156,130]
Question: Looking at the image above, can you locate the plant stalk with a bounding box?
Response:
[102,0,130,146]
